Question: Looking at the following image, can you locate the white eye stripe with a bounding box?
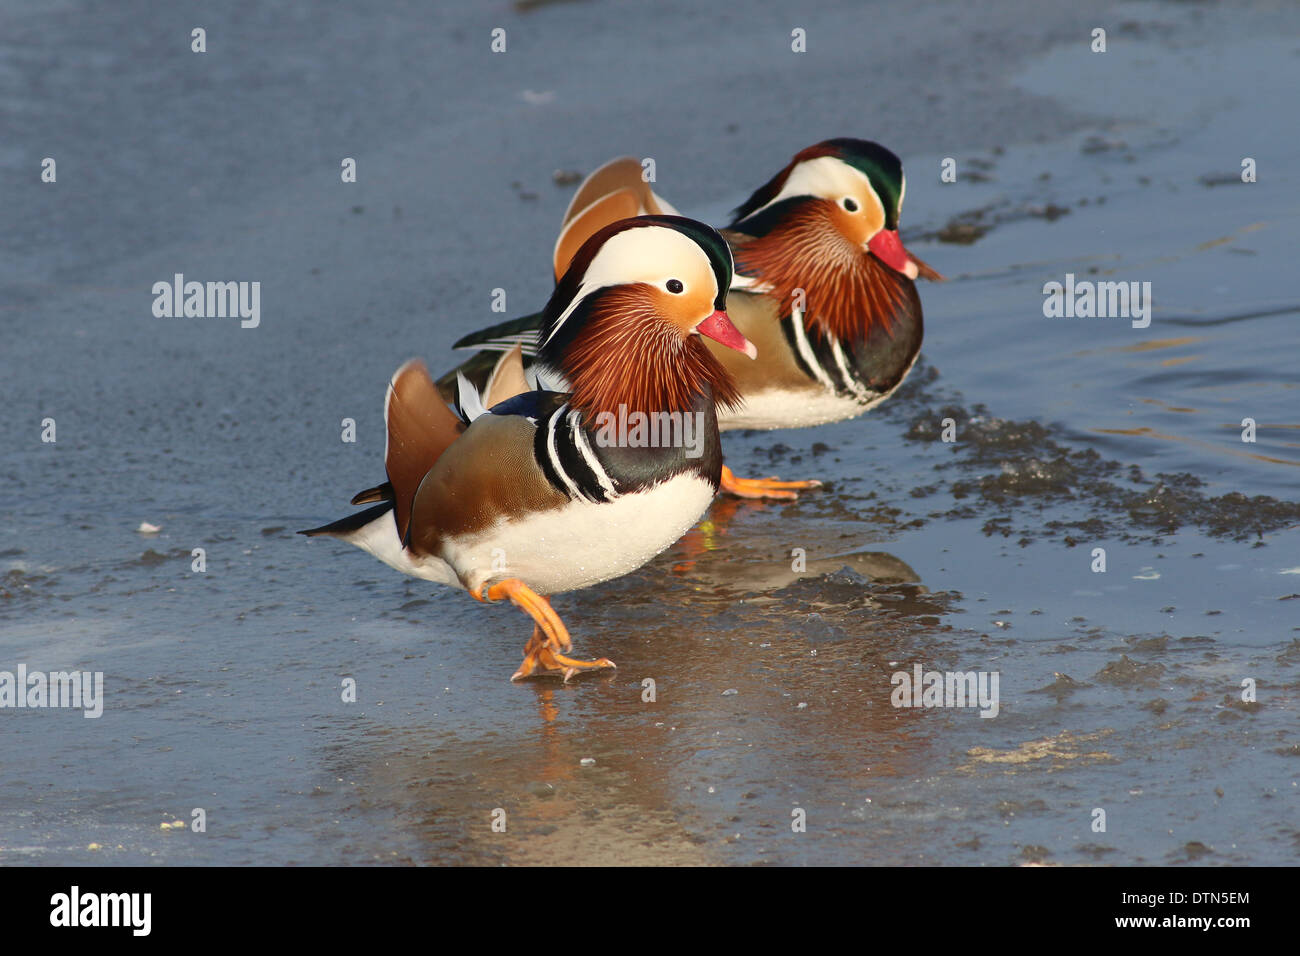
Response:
[544,225,718,345]
[738,155,887,226]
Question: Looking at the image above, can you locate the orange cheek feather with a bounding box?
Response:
[830,205,866,246]
[646,284,716,337]
[830,200,882,248]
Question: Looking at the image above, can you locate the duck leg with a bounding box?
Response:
[719,464,823,501]
[471,578,616,682]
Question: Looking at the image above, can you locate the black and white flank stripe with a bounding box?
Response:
[533,402,621,503]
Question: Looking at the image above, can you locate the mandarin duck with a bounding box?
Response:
[442,138,942,499]
[302,216,755,681]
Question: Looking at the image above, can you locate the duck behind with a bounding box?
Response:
[443,139,943,498]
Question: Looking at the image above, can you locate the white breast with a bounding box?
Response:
[443,473,717,595]
[719,347,921,431]
[719,387,870,430]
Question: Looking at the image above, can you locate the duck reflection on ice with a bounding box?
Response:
[664,495,947,620]
[319,500,963,865]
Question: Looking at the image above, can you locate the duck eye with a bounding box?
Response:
[842,197,859,212]
[666,279,684,294]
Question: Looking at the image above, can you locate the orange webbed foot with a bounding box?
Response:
[510,626,617,682]
[719,464,823,501]
[472,579,616,682]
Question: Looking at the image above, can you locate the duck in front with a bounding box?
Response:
[302,215,755,681]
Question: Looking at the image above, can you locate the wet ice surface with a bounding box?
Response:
[1,1,1297,865]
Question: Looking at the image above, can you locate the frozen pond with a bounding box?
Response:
[1,0,1296,865]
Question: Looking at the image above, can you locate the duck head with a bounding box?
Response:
[537,215,755,418]
[727,139,941,344]
[730,138,923,277]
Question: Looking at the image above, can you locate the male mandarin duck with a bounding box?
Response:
[301,216,756,681]
[441,138,943,499]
